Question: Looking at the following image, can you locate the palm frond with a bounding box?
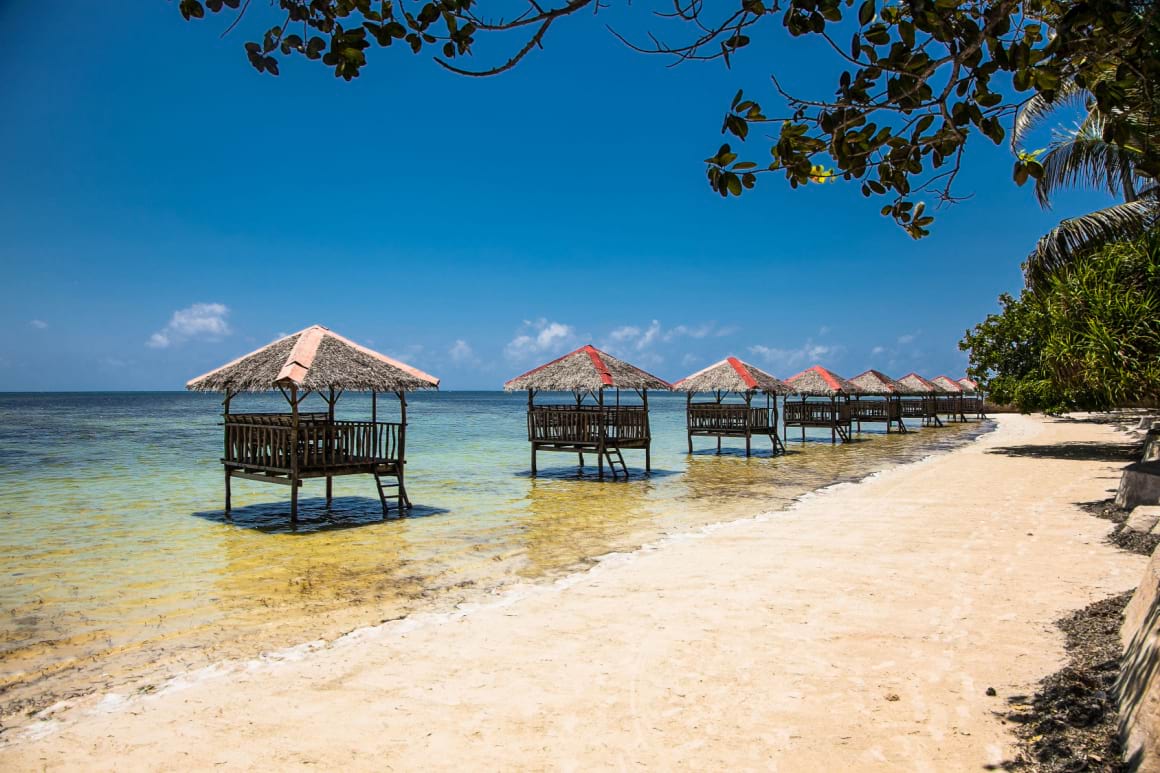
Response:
[1034,116,1145,207]
[1024,198,1159,286]
[1011,82,1089,151]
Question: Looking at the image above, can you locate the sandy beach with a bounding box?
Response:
[3,413,1146,770]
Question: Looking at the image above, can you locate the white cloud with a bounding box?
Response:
[871,345,886,355]
[504,319,577,362]
[29,319,48,330]
[897,332,918,345]
[748,339,845,374]
[448,339,479,365]
[147,302,231,349]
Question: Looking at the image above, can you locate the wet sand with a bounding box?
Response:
[3,414,1147,770]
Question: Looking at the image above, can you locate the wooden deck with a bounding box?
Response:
[526,405,650,478]
[222,412,409,517]
[847,397,907,433]
[783,398,852,443]
[686,403,784,456]
[900,396,943,427]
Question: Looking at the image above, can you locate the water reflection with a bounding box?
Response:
[0,391,992,721]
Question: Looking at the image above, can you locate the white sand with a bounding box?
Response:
[3,414,1147,770]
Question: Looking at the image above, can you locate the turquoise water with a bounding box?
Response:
[0,391,988,720]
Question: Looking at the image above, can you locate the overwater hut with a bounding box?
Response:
[783,366,856,444]
[846,369,909,433]
[958,377,986,418]
[186,325,439,523]
[503,345,670,479]
[671,357,790,457]
[896,372,942,427]
[931,375,969,422]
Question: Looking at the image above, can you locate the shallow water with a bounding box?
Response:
[0,391,989,719]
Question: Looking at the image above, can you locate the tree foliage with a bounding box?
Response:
[177,0,1159,240]
[960,231,1160,412]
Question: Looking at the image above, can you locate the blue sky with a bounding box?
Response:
[0,3,1112,390]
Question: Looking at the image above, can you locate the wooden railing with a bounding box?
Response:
[783,400,850,424]
[527,405,649,444]
[687,404,773,431]
[224,416,402,472]
[900,397,937,418]
[847,399,901,420]
[935,396,962,415]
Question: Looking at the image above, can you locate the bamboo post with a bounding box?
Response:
[289,384,300,525]
[528,389,537,476]
[830,396,836,444]
[597,388,605,480]
[801,396,806,443]
[223,389,233,515]
[325,387,335,509]
[744,391,752,457]
[398,390,410,509]
[643,388,650,472]
[686,392,693,454]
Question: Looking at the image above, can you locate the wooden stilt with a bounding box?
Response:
[290,385,300,524]
[224,470,232,515]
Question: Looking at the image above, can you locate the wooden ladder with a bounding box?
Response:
[373,472,404,517]
[603,447,629,479]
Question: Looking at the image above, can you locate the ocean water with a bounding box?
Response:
[0,391,989,720]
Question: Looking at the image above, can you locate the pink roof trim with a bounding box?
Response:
[584,345,615,387]
[503,344,627,389]
[727,356,759,389]
[185,326,317,388]
[851,369,899,393]
[504,345,591,388]
[276,325,326,385]
[787,365,843,391]
[185,324,440,390]
[326,329,440,386]
[931,374,964,393]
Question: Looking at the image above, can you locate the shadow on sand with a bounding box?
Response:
[987,441,1141,462]
[192,496,450,534]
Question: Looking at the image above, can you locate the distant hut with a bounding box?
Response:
[896,372,942,427]
[930,375,968,422]
[671,357,790,457]
[958,376,986,418]
[503,345,670,479]
[783,366,856,444]
[847,369,909,433]
[186,325,439,523]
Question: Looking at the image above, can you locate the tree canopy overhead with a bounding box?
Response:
[179,0,1158,254]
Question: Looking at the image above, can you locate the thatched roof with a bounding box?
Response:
[896,372,938,394]
[930,375,964,393]
[186,325,440,393]
[671,357,790,394]
[847,369,907,396]
[784,365,856,396]
[958,377,980,394]
[503,345,670,392]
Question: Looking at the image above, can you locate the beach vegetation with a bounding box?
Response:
[961,230,1160,412]
[177,0,1159,250]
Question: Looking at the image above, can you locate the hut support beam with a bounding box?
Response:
[223,390,234,516]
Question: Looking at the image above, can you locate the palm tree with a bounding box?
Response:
[1012,85,1158,286]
